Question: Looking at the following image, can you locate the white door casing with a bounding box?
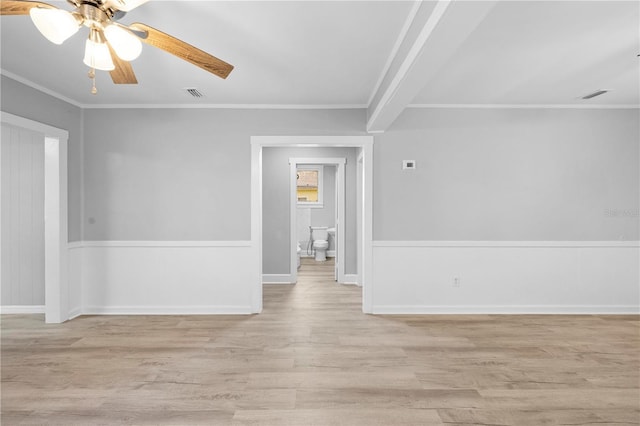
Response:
[251,136,374,314]
[0,112,69,323]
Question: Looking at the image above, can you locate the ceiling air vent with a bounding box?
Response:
[184,88,205,98]
[581,90,608,100]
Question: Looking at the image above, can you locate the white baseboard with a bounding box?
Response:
[0,305,45,314]
[372,305,640,315]
[69,240,251,248]
[263,274,295,284]
[300,251,335,258]
[68,307,82,320]
[373,241,640,248]
[342,274,360,285]
[82,305,253,315]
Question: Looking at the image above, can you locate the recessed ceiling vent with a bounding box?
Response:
[184,88,205,98]
[581,89,608,100]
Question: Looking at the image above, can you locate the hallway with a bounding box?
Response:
[1,260,638,424]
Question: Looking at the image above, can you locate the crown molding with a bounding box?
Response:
[2,70,366,110]
[4,70,636,112]
[408,103,640,110]
[82,103,367,110]
[1,69,83,108]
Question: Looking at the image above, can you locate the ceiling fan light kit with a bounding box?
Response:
[83,27,114,71]
[29,6,80,44]
[104,24,141,61]
[2,0,234,94]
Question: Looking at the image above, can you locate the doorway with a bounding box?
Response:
[250,136,373,314]
[290,157,345,284]
[0,112,69,323]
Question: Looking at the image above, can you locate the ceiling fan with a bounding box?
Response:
[1,0,234,94]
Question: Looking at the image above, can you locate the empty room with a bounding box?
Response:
[1,0,638,424]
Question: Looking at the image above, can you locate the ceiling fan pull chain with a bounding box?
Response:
[88,67,97,94]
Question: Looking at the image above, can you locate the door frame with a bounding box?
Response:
[289,157,345,284]
[250,136,374,314]
[356,150,364,287]
[1,112,69,323]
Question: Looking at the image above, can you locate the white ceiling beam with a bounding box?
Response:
[366,0,498,133]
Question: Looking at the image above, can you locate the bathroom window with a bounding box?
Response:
[297,165,323,208]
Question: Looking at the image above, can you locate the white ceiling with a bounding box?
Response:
[1,0,638,107]
[413,1,640,106]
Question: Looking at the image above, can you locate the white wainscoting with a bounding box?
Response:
[69,241,255,315]
[372,241,640,314]
[67,246,83,319]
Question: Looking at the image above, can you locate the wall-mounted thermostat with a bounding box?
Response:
[402,160,416,170]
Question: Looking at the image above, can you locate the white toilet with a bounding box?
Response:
[310,226,329,261]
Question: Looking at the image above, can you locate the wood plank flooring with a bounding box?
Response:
[2,258,639,425]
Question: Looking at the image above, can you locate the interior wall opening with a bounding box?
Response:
[251,136,374,314]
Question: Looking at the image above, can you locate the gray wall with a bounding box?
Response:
[1,124,45,306]
[374,108,640,241]
[263,147,359,275]
[3,74,636,245]
[83,108,365,241]
[1,75,83,241]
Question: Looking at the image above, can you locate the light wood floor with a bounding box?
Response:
[2,258,639,425]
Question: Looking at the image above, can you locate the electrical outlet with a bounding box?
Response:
[453,277,461,288]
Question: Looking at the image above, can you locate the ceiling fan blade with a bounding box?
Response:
[107,42,138,84]
[130,22,234,79]
[1,0,54,15]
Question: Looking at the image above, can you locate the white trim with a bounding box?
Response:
[372,305,640,315]
[262,274,295,284]
[0,305,46,314]
[367,0,422,107]
[407,104,640,110]
[0,112,69,139]
[67,242,84,250]
[79,108,85,242]
[82,306,253,315]
[1,70,82,108]
[343,274,359,285]
[250,142,263,313]
[68,307,82,320]
[290,157,347,165]
[1,112,69,324]
[356,151,364,286]
[68,240,251,249]
[373,240,640,248]
[6,69,635,112]
[83,104,367,110]
[299,252,336,258]
[367,0,452,132]
[362,140,374,313]
[252,136,373,148]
